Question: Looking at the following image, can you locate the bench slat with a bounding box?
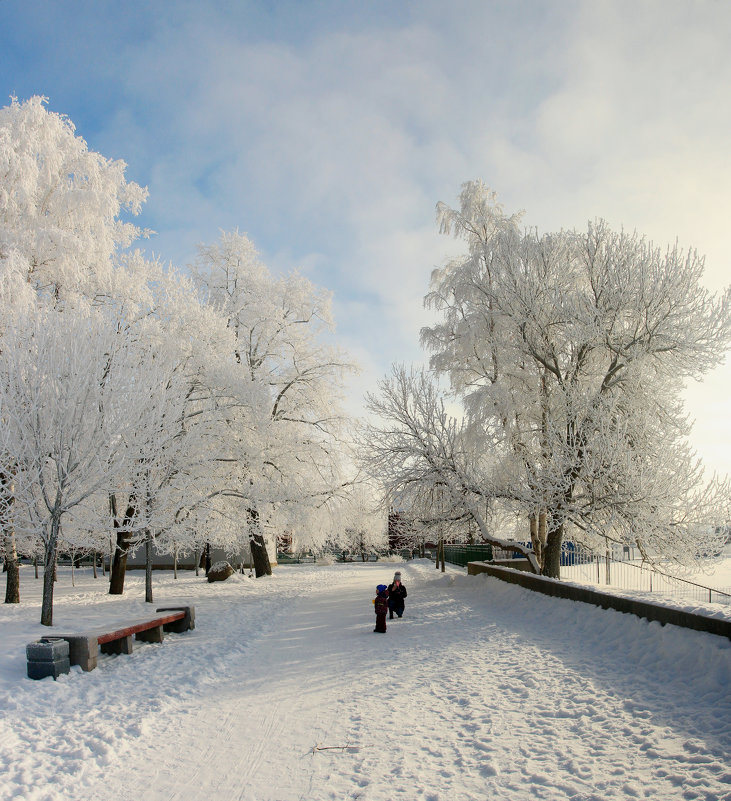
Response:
[96,612,185,645]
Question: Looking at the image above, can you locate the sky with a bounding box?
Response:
[1,0,730,477]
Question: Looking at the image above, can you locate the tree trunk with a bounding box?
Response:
[92,552,98,579]
[538,511,547,564]
[440,539,445,573]
[144,529,153,603]
[529,512,548,571]
[109,529,131,594]
[541,522,563,579]
[529,515,538,560]
[41,515,62,626]
[1,470,20,603]
[173,543,178,579]
[41,549,55,626]
[250,531,272,576]
[247,509,272,577]
[109,494,136,595]
[143,474,154,603]
[4,530,19,604]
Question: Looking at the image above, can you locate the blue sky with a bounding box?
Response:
[2,0,730,476]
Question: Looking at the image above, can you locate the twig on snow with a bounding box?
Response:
[311,742,368,753]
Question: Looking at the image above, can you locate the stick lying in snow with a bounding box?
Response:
[311,742,368,753]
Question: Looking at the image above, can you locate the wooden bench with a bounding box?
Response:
[41,605,195,672]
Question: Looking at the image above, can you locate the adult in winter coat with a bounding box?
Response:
[387,571,407,619]
[374,584,389,633]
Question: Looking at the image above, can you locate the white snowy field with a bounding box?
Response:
[561,544,731,612]
[2,560,731,801]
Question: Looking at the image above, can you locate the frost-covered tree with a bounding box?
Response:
[363,366,541,572]
[0,95,150,604]
[0,97,358,609]
[191,231,355,576]
[328,482,388,561]
[0,306,172,625]
[416,181,731,577]
[0,95,148,311]
[101,263,243,599]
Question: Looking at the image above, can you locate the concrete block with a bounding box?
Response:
[136,624,163,643]
[28,638,69,662]
[64,635,99,671]
[157,605,195,631]
[27,657,70,680]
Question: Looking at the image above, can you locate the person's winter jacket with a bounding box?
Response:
[374,592,389,616]
[387,582,407,610]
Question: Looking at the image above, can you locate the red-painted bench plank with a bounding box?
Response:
[96,612,185,645]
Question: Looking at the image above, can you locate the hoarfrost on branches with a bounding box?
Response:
[365,181,731,577]
[0,98,361,617]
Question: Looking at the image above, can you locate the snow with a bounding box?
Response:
[559,546,731,622]
[2,559,731,801]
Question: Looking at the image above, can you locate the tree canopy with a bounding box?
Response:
[365,181,731,577]
[0,98,360,621]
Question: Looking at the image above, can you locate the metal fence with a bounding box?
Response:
[561,548,731,606]
[444,541,731,607]
[443,544,494,567]
[275,553,315,564]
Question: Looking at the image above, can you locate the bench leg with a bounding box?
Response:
[136,625,163,643]
[64,636,99,671]
[100,635,134,656]
[157,606,195,631]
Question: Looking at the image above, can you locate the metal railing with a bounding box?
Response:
[444,541,731,607]
[561,548,731,606]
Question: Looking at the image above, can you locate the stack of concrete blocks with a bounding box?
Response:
[26,638,70,680]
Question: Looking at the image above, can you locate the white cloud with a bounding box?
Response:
[17,0,727,474]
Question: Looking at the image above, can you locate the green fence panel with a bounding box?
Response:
[443,545,493,567]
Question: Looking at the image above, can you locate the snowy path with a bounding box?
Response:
[2,561,731,800]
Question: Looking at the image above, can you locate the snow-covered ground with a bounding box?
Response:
[561,544,731,612]
[560,545,731,620]
[2,559,731,801]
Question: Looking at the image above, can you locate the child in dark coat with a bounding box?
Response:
[387,571,407,619]
[373,584,389,633]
